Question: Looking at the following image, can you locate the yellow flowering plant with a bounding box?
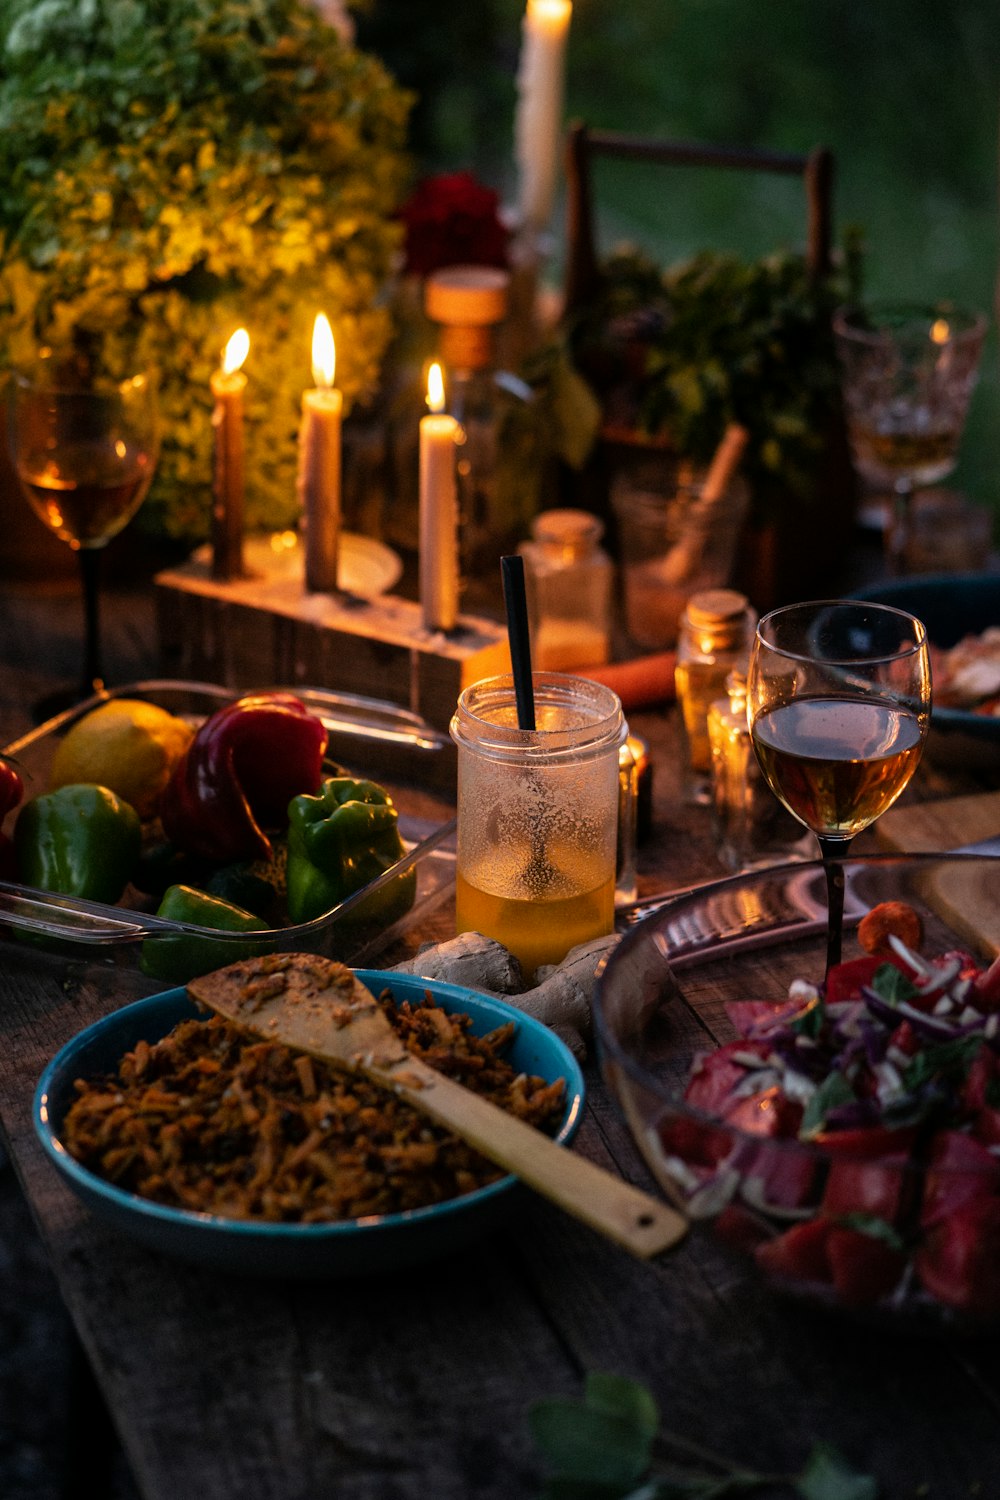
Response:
[0,0,411,540]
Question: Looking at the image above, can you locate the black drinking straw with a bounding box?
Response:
[501,554,536,731]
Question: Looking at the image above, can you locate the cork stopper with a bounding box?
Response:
[532,508,604,548]
[425,265,510,372]
[685,589,749,628]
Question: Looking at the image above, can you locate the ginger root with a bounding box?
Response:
[388,931,621,1061]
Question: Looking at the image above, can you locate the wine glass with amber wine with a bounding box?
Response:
[747,600,931,973]
[8,358,159,716]
[834,303,985,573]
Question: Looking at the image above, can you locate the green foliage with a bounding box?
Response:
[530,1371,878,1499]
[0,0,412,540]
[566,244,859,523]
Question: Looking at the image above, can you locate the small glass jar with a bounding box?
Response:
[450,673,626,981]
[519,508,613,672]
[674,589,756,803]
[707,671,811,871]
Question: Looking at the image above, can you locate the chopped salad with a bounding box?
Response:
[659,904,1000,1319]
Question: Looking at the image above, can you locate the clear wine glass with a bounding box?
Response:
[8,358,159,715]
[833,302,985,573]
[747,600,931,973]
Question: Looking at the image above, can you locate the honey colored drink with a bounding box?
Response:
[451,674,626,981]
[456,863,616,981]
[752,696,923,839]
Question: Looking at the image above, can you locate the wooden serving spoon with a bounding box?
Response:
[187,953,688,1260]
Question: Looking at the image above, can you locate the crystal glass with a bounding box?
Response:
[8,359,159,711]
[746,600,931,972]
[834,302,985,572]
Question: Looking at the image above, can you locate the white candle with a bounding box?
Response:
[298,312,343,593]
[211,327,249,581]
[419,361,459,632]
[514,0,572,235]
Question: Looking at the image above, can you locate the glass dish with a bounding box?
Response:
[596,853,1000,1331]
[1,680,456,981]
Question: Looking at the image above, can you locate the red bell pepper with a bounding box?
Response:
[0,756,23,880]
[160,693,328,863]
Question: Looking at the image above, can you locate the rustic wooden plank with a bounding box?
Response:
[4,577,1000,1500]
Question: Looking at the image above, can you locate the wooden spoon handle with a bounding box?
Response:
[373,1056,687,1259]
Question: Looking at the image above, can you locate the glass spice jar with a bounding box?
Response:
[519,508,613,672]
[707,671,811,871]
[674,588,756,804]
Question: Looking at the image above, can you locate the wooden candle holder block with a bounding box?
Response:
[154,551,511,732]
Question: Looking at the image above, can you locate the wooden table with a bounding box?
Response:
[1,571,998,1500]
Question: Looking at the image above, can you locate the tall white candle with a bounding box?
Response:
[211,326,250,581]
[514,0,573,235]
[298,312,343,593]
[419,361,459,632]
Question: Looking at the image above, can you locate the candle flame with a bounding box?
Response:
[426,361,445,414]
[930,318,950,345]
[528,0,572,21]
[311,313,336,389]
[223,328,250,376]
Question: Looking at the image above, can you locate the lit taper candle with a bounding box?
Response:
[419,361,459,632]
[298,312,343,593]
[211,327,249,581]
[514,0,572,235]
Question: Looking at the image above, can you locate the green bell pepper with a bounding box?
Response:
[286,776,415,930]
[15,783,141,903]
[140,883,272,983]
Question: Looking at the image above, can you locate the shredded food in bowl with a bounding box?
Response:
[61,992,566,1222]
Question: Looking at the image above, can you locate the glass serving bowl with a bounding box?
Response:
[0,680,456,987]
[595,853,1000,1331]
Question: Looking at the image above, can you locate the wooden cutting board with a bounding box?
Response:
[876,790,1000,956]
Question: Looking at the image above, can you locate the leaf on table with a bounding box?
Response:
[584,1372,660,1443]
[796,1442,879,1500]
[530,1397,653,1489]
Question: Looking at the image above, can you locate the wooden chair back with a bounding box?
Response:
[563,122,835,314]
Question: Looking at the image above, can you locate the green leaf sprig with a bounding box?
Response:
[530,1371,878,1500]
[564,238,863,524]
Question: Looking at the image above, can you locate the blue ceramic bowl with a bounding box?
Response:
[34,970,584,1278]
[855,574,1000,764]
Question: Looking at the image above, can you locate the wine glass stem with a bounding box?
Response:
[816,834,851,974]
[888,479,914,575]
[78,547,104,697]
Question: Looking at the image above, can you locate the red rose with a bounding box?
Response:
[400,171,510,277]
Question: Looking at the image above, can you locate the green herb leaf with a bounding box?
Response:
[800,1073,856,1137]
[902,1034,984,1092]
[795,1442,879,1500]
[869,965,918,1004]
[835,1214,906,1253]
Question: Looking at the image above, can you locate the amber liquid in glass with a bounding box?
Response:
[849,422,958,488]
[20,441,152,547]
[455,861,615,981]
[751,697,923,839]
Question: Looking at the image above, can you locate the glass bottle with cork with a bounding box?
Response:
[674,588,757,803]
[424,265,533,613]
[519,507,612,672]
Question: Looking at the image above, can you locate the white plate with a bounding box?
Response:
[192,532,402,597]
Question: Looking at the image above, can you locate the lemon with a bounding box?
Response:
[50,699,194,820]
